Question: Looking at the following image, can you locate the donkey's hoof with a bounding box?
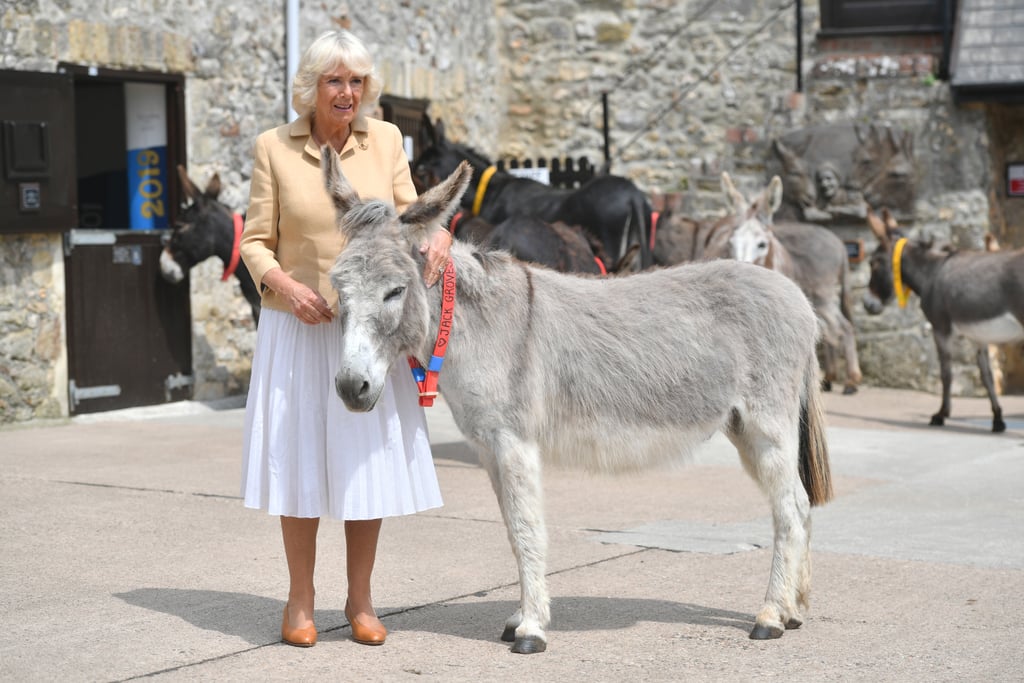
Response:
[785,617,803,630]
[929,414,945,427]
[511,636,547,654]
[993,419,1007,433]
[500,625,516,643]
[749,622,784,640]
[821,379,833,392]
[842,384,858,395]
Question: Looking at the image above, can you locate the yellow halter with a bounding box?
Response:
[472,165,498,216]
[891,237,911,308]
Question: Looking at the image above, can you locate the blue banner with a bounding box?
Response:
[126,145,168,230]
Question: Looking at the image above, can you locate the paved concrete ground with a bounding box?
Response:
[1,386,1023,682]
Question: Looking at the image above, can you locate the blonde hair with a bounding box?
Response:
[291,30,382,118]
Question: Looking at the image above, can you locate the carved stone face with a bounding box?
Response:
[816,165,840,201]
[769,123,917,222]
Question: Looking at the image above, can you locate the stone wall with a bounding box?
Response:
[0,0,1017,423]
[0,233,67,422]
[444,0,1006,399]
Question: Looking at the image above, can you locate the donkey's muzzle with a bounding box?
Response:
[862,292,884,316]
[335,372,376,412]
[159,249,185,284]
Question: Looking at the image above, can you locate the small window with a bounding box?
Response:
[820,0,952,36]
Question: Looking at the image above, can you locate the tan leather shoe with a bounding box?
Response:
[281,605,317,647]
[345,603,387,646]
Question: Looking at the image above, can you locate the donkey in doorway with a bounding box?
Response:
[864,208,1024,432]
[706,173,863,394]
[321,149,833,653]
[160,166,261,323]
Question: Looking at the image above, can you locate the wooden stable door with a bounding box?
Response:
[64,230,192,414]
[61,66,191,415]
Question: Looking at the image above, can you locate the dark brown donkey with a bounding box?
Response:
[864,208,1024,432]
[160,166,261,323]
[413,117,654,270]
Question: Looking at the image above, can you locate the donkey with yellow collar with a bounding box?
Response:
[864,207,1024,432]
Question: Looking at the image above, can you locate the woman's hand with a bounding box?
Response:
[420,227,453,288]
[286,282,334,325]
[263,269,333,325]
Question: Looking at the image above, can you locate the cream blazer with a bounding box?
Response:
[240,114,417,314]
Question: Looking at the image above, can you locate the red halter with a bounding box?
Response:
[407,261,456,407]
[649,210,659,251]
[222,213,244,281]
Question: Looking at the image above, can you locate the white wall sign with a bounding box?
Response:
[507,166,550,185]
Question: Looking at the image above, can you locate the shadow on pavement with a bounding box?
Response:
[114,588,754,646]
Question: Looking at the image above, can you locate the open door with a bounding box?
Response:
[61,66,191,415]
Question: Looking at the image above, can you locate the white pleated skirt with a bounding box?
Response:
[241,308,443,520]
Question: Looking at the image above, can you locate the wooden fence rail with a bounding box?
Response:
[497,156,596,189]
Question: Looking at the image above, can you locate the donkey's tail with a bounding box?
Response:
[799,353,833,506]
[631,195,653,269]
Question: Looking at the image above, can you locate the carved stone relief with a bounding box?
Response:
[767,123,917,224]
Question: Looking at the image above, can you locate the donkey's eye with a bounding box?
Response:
[384,286,405,303]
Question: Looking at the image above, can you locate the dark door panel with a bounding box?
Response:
[65,230,192,414]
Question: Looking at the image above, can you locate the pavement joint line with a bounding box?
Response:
[50,479,242,500]
[116,642,269,682]
[419,511,506,526]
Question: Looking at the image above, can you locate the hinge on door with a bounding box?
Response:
[164,372,194,401]
[68,379,121,409]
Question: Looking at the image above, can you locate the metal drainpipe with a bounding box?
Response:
[286,0,300,122]
[795,0,803,93]
[939,0,953,81]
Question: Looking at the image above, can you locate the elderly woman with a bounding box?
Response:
[239,30,450,648]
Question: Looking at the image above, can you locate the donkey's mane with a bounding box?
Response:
[341,200,396,236]
[447,141,494,169]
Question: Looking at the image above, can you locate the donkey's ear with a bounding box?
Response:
[204,173,222,200]
[772,139,798,167]
[419,114,436,151]
[321,145,360,216]
[881,207,899,233]
[720,172,746,212]
[177,165,202,204]
[865,207,888,244]
[399,160,472,230]
[763,176,783,218]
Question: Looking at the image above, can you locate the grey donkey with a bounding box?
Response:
[706,172,863,394]
[321,149,833,654]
